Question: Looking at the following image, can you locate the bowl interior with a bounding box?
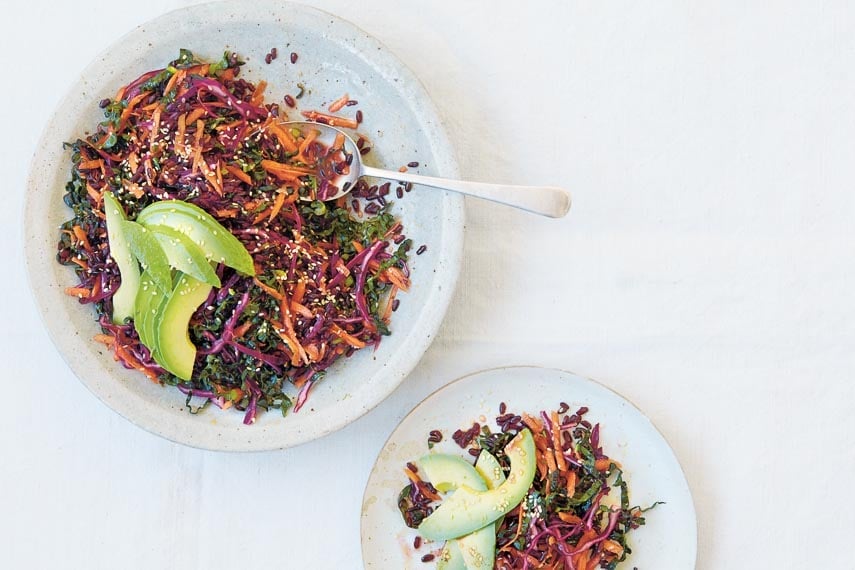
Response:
[24,0,463,451]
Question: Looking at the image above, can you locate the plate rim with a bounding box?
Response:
[359,364,699,568]
[22,0,465,452]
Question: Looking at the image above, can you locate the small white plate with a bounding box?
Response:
[361,366,697,569]
[23,0,464,451]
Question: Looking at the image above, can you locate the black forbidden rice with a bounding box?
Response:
[416,245,427,255]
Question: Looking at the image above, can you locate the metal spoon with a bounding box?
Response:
[283,121,571,218]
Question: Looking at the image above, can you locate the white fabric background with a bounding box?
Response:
[2,1,853,568]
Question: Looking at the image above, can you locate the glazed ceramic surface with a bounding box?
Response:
[24,0,464,451]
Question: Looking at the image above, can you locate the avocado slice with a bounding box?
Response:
[103,192,140,324]
[455,451,509,570]
[474,451,506,490]
[436,540,466,570]
[136,200,255,275]
[416,454,496,570]
[418,454,488,493]
[417,429,536,541]
[154,272,212,380]
[134,270,170,358]
[118,220,173,293]
[148,225,221,287]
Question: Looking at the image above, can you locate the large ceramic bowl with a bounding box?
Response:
[24,1,464,451]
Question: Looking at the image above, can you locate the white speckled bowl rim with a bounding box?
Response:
[361,366,698,569]
[23,0,464,452]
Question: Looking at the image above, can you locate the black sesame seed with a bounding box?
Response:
[408,161,419,168]
[356,110,363,123]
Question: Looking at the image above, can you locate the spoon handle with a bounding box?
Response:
[361,166,571,218]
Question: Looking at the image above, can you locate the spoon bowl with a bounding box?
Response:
[282,121,571,218]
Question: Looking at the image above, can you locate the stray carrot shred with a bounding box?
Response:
[269,191,287,222]
[330,323,366,348]
[328,93,349,113]
[71,226,92,252]
[225,163,252,185]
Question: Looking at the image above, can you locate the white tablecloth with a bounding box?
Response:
[2,1,853,568]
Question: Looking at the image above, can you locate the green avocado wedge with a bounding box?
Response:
[136,200,255,275]
[416,454,496,570]
[474,451,506,490]
[118,221,173,293]
[154,273,212,380]
[418,454,488,493]
[103,192,140,324]
[148,225,221,287]
[436,540,466,570]
[134,271,170,358]
[417,429,536,542]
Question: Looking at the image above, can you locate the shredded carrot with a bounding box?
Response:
[127,152,140,173]
[252,209,270,225]
[573,549,591,570]
[225,164,253,185]
[278,293,310,366]
[250,80,267,107]
[557,511,582,524]
[522,413,545,434]
[70,257,89,270]
[381,285,399,322]
[268,191,287,222]
[232,321,253,340]
[403,467,441,501]
[332,132,345,151]
[260,159,308,181]
[86,183,103,206]
[291,301,313,319]
[292,279,306,305]
[72,225,92,252]
[304,343,320,362]
[328,93,350,113]
[185,63,210,76]
[383,266,411,291]
[253,277,284,300]
[300,110,359,129]
[601,540,624,556]
[566,470,577,496]
[78,159,104,170]
[351,240,364,253]
[149,106,162,148]
[214,208,238,219]
[162,69,186,98]
[330,323,366,348]
[186,106,207,125]
[93,333,115,346]
[550,411,568,472]
[267,123,299,153]
[595,458,612,472]
[297,127,320,158]
[117,92,148,132]
[544,449,557,473]
[114,343,159,383]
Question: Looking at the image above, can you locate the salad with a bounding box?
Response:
[56,49,413,424]
[398,403,660,569]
